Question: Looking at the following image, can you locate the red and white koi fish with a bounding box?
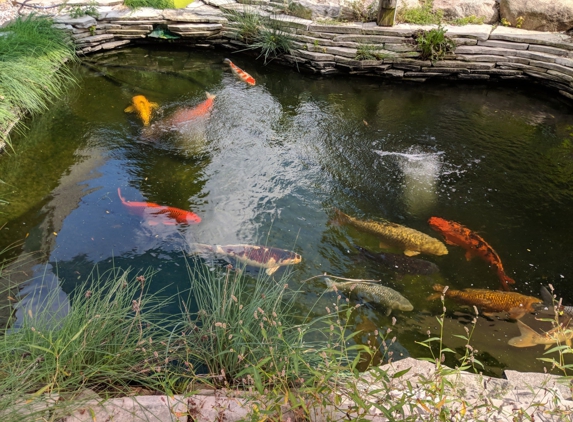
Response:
[223,59,256,86]
[117,188,201,225]
[167,92,216,126]
[190,243,301,275]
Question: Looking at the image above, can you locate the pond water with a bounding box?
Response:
[2,46,573,376]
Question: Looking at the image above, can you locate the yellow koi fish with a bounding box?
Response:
[508,320,573,349]
[124,95,159,126]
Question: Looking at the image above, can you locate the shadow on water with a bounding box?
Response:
[1,46,573,374]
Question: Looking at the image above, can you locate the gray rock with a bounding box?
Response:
[457,73,490,79]
[442,24,493,41]
[433,0,499,24]
[477,39,529,50]
[105,7,163,21]
[361,22,433,36]
[433,59,495,68]
[455,45,516,56]
[332,34,405,43]
[294,49,336,60]
[456,54,510,62]
[167,23,222,31]
[489,26,573,51]
[309,23,362,34]
[324,46,357,57]
[162,9,227,23]
[499,0,573,32]
[528,44,570,56]
[451,38,478,45]
[54,15,97,28]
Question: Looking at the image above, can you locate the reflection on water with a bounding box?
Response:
[1,47,573,375]
[11,264,69,331]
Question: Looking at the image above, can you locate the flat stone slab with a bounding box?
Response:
[332,34,405,43]
[490,26,573,51]
[442,24,493,41]
[105,7,163,21]
[294,50,335,61]
[361,22,433,37]
[269,15,312,29]
[54,15,97,28]
[162,9,226,23]
[167,23,222,31]
[477,39,529,50]
[309,23,362,34]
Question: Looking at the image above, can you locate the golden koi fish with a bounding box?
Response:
[428,284,542,319]
[124,95,159,126]
[190,244,301,275]
[334,209,448,257]
[508,320,573,349]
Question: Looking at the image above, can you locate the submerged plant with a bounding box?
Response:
[414,25,456,62]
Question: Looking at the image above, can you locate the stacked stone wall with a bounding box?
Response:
[53,4,573,100]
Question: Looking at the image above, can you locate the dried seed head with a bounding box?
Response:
[85,291,92,298]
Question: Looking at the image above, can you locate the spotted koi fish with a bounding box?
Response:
[428,217,515,291]
[190,243,301,275]
[124,95,159,126]
[118,188,201,225]
[223,59,256,86]
[427,284,542,319]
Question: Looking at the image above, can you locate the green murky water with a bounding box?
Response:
[2,46,573,376]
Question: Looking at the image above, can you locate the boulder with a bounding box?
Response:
[292,0,376,20]
[432,0,499,24]
[499,0,573,32]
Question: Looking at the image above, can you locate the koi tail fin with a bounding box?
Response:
[498,272,516,291]
[223,58,231,65]
[330,208,349,226]
[206,92,216,100]
[427,284,447,301]
[150,102,159,110]
[508,320,542,348]
[324,277,335,289]
[540,286,554,306]
[117,187,127,204]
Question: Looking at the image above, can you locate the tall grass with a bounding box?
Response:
[0,15,77,150]
[0,267,176,421]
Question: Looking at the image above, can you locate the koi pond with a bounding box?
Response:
[2,46,573,376]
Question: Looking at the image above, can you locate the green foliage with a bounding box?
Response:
[124,0,175,10]
[0,14,77,150]
[350,0,377,22]
[414,25,456,62]
[250,23,293,64]
[283,1,313,20]
[355,44,389,61]
[397,0,443,25]
[225,8,262,43]
[69,1,99,19]
[451,15,484,26]
[0,268,177,421]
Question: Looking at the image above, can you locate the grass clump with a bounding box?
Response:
[225,8,263,43]
[124,0,175,9]
[0,15,77,150]
[0,267,176,421]
[397,0,443,25]
[355,44,389,61]
[414,25,456,62]
[451,14,484,25]
[250,23,294,64]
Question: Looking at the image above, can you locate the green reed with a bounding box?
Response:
[124,0,175,9]
[0,15,78,150]
[0,266,176,421]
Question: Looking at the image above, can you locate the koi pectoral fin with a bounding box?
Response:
[404,250,420,257]
[125,105,135,113]
[265,265,280,276]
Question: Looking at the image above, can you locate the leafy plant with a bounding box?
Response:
[355,43,389,61]
[516,15,525,28]
[414,25,456,62]
[501,17,511,27]
[124,0,175,10]
[397,0,443,25]
[69,1,99,19]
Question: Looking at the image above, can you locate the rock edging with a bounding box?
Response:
[50,1,573,101]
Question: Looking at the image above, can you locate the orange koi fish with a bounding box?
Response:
[428,217,515,291]
[223,58,256,86]
[124,95,159,126]
[117,188,201,225]
[167,92,216,126]
[427,284,542,320]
